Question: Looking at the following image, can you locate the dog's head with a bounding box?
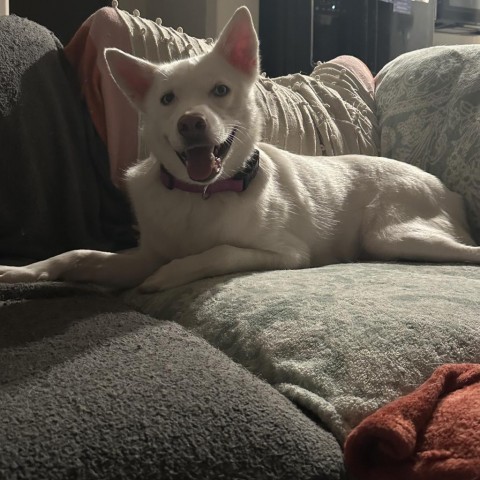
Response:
[105,7,261,184]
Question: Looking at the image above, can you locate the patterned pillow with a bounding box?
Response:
[376,45,480,243]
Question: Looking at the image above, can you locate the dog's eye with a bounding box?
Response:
[160,92,175,106]
[212,84,230,97]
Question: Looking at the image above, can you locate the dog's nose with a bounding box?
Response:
[178,113,207,137]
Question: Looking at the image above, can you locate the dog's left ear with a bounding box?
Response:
[213,7,259,78]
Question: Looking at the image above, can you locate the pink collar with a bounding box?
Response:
[160,149,260,199]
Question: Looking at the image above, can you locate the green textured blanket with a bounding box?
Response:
[126,262,480,442]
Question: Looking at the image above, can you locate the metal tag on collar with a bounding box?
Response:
[202,185,211,200]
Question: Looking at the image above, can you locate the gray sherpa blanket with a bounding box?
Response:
[0,281,344,479]
[125,262,480,443]
[0,15,135,262]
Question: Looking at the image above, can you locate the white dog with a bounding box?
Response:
[0,7,478,292]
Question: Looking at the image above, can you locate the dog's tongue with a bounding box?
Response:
[185,146,217,181]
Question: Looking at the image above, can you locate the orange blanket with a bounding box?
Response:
[344,363,480,480]
[64,7,137,189]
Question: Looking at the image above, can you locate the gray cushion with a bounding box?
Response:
[126,262,480,444]
[0,283,344,480]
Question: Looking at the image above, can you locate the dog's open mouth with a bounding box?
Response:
[176,129,236,182]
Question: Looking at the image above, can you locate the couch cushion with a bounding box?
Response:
[0,283,344,480]
[375,45,480,243]
[125,262,480,444]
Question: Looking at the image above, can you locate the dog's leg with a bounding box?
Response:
[138,245,306,292]
[363,223,480,264]
[0,249,162,289]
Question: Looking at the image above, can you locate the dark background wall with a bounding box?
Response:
[258,0,436,77]
[259,0,314,76]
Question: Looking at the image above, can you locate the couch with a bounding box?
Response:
[1,6,479,480]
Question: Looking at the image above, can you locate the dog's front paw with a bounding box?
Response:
[137,261,193,294]
[136,281,162,294]
[137,274,176,294]
[0,266,45,284]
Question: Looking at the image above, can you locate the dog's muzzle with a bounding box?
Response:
[176,127,237,182]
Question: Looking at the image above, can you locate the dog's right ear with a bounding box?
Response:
[104,48,157,110]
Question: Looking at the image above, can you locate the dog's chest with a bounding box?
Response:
[133,186,258,259]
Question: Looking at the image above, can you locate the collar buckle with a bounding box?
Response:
[202,185,211,200]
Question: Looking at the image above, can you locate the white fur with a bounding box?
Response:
[1,7,478,292]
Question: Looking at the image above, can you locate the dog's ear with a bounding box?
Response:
[104,48,157,110]
[213,7,259,78]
